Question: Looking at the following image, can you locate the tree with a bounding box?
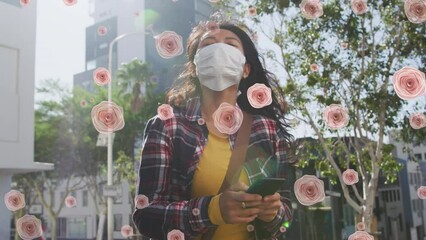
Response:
[221,0,426,234]
[13,79,89,239]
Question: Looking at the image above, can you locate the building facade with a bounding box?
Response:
[0,1,54,239]
[73,0,214,92]
[389,132,426,240]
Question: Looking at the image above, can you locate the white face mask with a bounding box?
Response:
[194,43,246,91]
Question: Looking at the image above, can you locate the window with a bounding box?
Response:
[414,154,422,161]
[57,218,67,238]
[67,217,87,238]
[113,214,123,231]
[82,190,88,207]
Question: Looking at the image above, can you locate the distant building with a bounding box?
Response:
[73,0,214,93]
[0,1,54,239]
[389,131,426,240]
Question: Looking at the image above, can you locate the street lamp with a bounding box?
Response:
[106,31,144,240]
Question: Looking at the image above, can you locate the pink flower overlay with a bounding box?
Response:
[342,169,359,185]
[323,104,350,130]
[310,63,319,72]
[135,194,149,209]
[247,6,257,16]
[20,0,30,6]
[409,113,426,129]
[157,104,175,121]
[97,26,108,36]
[154,31,184,59]
[356,222,366,231]
[351,0,368,15]
[167,229,185,240]
[340,42,349,49]
[121,225,133,238]
[247,83,272,109]
[16,215,43,240]
[348,230,374,240]
[91,101,125,134]
[4,190,26,211]
[65,195,77,208]
[294,175,325,206]
[212,102,244,135]
[246,224,255,232]
[417,186,426,199]
[404,0,426,24]
[300,0,324,19]
[392,66,426,100]
[93,67,111,86]
[63,0,77,6]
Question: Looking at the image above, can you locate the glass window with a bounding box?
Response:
[57,218,67,238]
[113,214,122,231]
[67,217,87,238]
[414,154,422,161]
[82,190,88,207]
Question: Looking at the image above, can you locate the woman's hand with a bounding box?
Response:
[256,192,282,222]
[219,182,263,224]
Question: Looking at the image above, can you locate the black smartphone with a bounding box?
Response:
[246,178,286,197]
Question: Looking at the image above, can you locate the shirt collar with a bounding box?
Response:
[184,97,202,122]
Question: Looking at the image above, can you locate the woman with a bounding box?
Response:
[133,20,294,240]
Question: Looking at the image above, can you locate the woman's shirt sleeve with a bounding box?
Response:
[132,116,214,239]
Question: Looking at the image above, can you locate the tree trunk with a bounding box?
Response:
[50,217,57,240]
[97,210,106,240]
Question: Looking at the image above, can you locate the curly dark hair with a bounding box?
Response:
[166,20,292,140]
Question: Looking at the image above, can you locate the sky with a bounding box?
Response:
[35,0,93,91]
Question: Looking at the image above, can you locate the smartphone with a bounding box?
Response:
[246,178,285,197]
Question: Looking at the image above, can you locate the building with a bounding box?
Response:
[389,132,426,240]
[73,0,214,93]
[0,1,54,239]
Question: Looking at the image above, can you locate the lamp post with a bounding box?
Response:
[106,31,143,240]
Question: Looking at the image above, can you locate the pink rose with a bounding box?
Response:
[135,194,149,209]
[417,186,426,199]
[91,101,125,134]
[154,31,184,59]
[342,169,359,185]
[4,190,26,211]
[404,0,426,24]
[157,104,174,121]
[300,0,324,19]
[409,113,426,129]
[16,215,43,240]
[20,0,30,6]
[192,208,200,216]
[197,118,205,125]
[80,99,87,108]
[167,229,185,240]
[348,230,374,240]
[392,66,426,100]
[280,226,287,232]
[356,222,366,231]
[247,6,257,16]
[247,83,272,109]
[310,63,319,72]
[65,195,77,208]
[63,0,77,6]
[294,175,325,206]
[351,0,368,15]
[323,104,350,130]
[212,102,243,135]
[340,42,349,49]
[93,67,111,86]
[205,21,220,33]
[121,225,133,238]
[97,26,108,36]
[246,224,255,232]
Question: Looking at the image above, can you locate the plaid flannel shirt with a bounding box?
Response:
[133,97,293,240]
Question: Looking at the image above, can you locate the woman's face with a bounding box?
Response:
[197,29,245,55]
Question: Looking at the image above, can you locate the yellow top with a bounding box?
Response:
[191,132,250,240]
